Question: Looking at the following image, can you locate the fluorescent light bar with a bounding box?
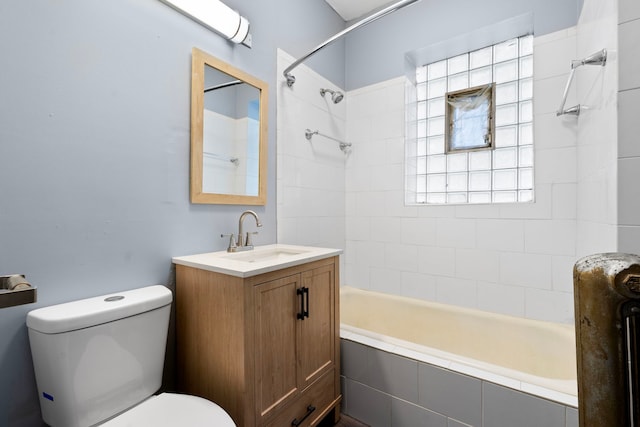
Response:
[160,0,251,47]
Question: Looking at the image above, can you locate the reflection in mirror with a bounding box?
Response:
[202,66,261,196]
[191,47,267,204]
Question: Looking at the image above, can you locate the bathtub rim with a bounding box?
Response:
[339,287,578,408]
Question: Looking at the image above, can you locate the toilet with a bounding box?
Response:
[26,285,235,427]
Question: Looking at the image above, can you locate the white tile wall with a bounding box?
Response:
[525,287,575,323]
[534,113,578,150]
[343,30,584,323]
[499,252,552,289]
[524,220,577,256]
[435,218,476,248]
[477,281,525,317]
[552,255,577,293]
[401,271,438,300]
[417,246,456,277]
[574,0,618,260]
[276,49,347,260]
[618,157,640,226]
[619,226,640,254]
[436,276,478,309]
[619,20,640,91]
[552,184,578,219]
[535,147,577,184]
[370,267,400,294]
[618,89,640,158]
[455,249,500,282]
[620,0,640,23]
[619,0,640,255]
[476,219,525,252]
[533,29,577,79]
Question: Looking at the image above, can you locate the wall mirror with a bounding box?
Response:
[190,47,268,204]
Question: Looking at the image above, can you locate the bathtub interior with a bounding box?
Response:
[340,285,578,407]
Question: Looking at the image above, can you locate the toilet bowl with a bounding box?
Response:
[26,285,235,427]
[101,393,234,426]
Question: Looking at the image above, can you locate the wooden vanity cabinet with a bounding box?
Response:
[175,256,341,427]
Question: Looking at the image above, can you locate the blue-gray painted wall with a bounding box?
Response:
[0,0,580,425]
[0,1,343,425]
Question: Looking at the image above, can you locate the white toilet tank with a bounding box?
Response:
[27,285,173,427]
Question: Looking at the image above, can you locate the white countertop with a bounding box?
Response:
[172,244,342,278]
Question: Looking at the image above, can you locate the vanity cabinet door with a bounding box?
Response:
[254,274,301,422]
[253,263,336,425]
[298,264,335,390]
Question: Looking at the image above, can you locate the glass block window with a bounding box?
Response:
[406,35,534,205]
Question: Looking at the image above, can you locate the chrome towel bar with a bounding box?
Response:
[304,129,351,152]
[203,151,239,165]
[557,48,607,117]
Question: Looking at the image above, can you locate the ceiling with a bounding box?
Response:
[324,0,397,21]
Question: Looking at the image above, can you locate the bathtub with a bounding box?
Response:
[339,286,578,426]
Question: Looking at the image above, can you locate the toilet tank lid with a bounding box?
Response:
[26,285,172,334]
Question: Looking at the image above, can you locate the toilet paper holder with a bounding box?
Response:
[0,274,37,309]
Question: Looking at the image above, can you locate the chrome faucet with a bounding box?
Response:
[222,210,262,252]
[237,210,262,247]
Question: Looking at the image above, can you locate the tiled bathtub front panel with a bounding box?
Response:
[341,339,578,427]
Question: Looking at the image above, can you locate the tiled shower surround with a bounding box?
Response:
[344,28,588,324]
[277,22,619,324]
[341,339,578,427]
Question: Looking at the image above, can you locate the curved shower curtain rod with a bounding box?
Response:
[283,0,423,87]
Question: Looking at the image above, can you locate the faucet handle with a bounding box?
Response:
[220,233,237,251]
[246,231,259,247]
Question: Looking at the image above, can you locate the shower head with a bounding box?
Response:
[320,88,344,104]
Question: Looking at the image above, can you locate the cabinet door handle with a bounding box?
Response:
[296,287,310,320]
[297,287,306,320]
[291,405,316,426]
[303,286,309,319]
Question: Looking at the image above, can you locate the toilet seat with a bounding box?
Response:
[101,393,236,426]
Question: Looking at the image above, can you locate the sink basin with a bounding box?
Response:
[173,244,343,278]
[222,247,308,263]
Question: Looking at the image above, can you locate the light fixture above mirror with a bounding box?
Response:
[190,47,268,205]
[159,0,252,48]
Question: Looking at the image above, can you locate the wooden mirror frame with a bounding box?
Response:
[190,47,268,205]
